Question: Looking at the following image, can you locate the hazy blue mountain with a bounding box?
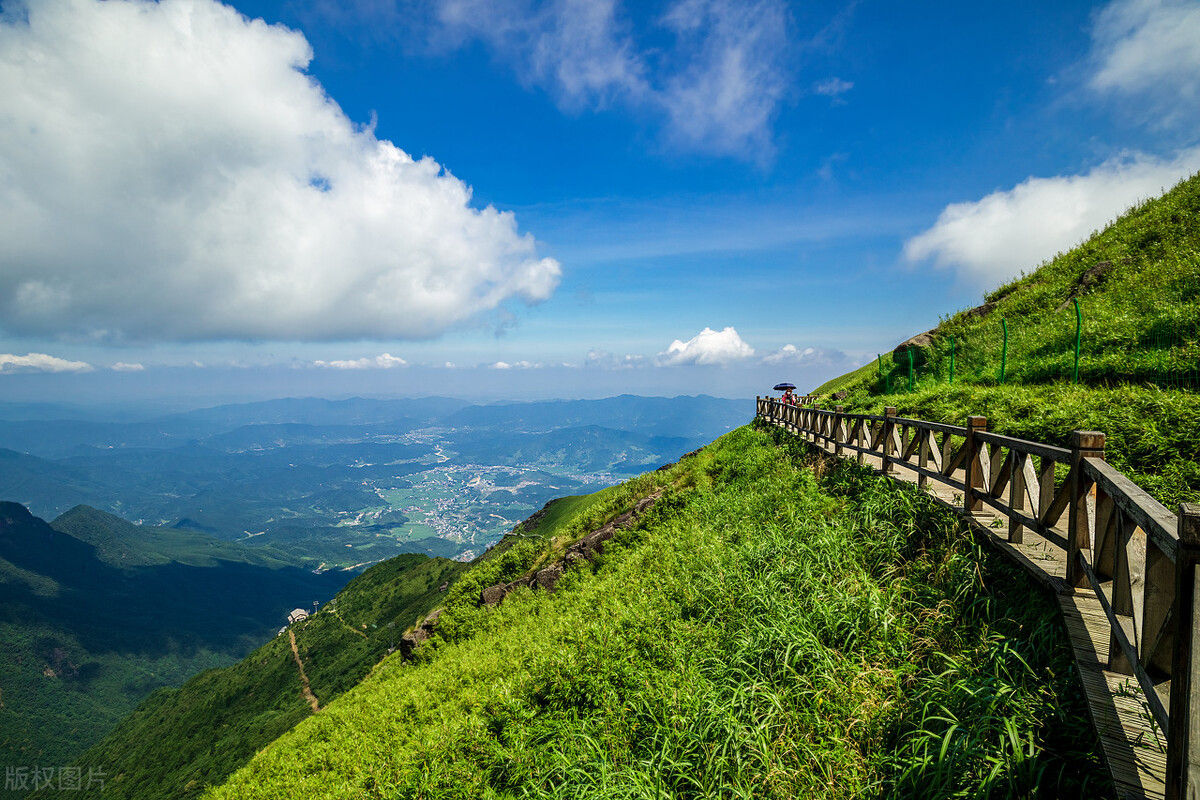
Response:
[158,396,469,428]
[442,394,747,436]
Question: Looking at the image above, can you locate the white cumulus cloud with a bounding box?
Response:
[0,0,560,343]
[658,326,754,365]
[904,149,1200,286]
[0,353,94,373]
[314,353,408,369]
[1089,0,1200,113]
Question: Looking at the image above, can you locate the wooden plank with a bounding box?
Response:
[1061,591,1168,799]
[974,429,1072,463]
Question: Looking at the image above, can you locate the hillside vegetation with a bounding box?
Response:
[35,552,464,800]
[204,425,1107,799]
[0,503,346,769]
[815,172,1200,509]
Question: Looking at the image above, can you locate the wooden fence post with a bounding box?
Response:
[1168,505,1200,800]
[812,405,821,445]
[834,406,844,457]
[918,426,930,490]
[1067,431,1105,589]
[883,407,897,474]
[964,416,987,514]
[856,414,865,466]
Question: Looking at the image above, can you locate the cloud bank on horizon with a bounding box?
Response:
[0,0,560,344]
[0,353,94,373]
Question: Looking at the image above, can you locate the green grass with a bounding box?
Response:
[808,172,1200,510]
[204,424,1106,799]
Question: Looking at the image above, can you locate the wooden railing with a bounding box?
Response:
[757,397,1200,800]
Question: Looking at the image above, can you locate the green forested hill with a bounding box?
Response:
[50,505,299,569]
[0,503,348,772]
[45,552,466,800]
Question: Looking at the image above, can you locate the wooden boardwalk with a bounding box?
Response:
[776,415,1169,799]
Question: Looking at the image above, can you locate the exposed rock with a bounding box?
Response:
[534,563,564,593]
[399,627,429,658]
[480,583,509,607]
[480,490,663,609]
[964,301,997,320]
[1056,259,1127,311]
[831,390,848,401]
[892,329,936,357]
[399,606,447,658]
[633,495,659,514]
[411,491,666,662]
[437,581,449,592]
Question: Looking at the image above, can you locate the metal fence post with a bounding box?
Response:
[949,336,956,385]
[1067,430,1105,588]
[964,416,987,514]
[1074,298,1083,384]
[999,318,1008,384]
[1168,504,1200,800]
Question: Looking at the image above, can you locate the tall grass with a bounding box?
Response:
[206,424,1107,800]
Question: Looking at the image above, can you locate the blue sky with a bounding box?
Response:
[1,0,1198,408]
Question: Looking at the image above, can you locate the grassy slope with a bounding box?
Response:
[207,425,1108,799]
[45,554,466,800]
[808,172,1200,509]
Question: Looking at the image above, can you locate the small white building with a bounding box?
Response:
[287,608,309,625]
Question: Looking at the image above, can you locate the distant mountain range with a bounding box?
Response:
[0,395,747,559]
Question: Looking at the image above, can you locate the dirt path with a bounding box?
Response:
[287,629,321,713]
[329,606,368,638]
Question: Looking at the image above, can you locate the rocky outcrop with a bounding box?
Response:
[1055,259,1129,311]
[399,607,443,658]
[892,329,936,356]
[479,491,663,608]
[965,301,997,321]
